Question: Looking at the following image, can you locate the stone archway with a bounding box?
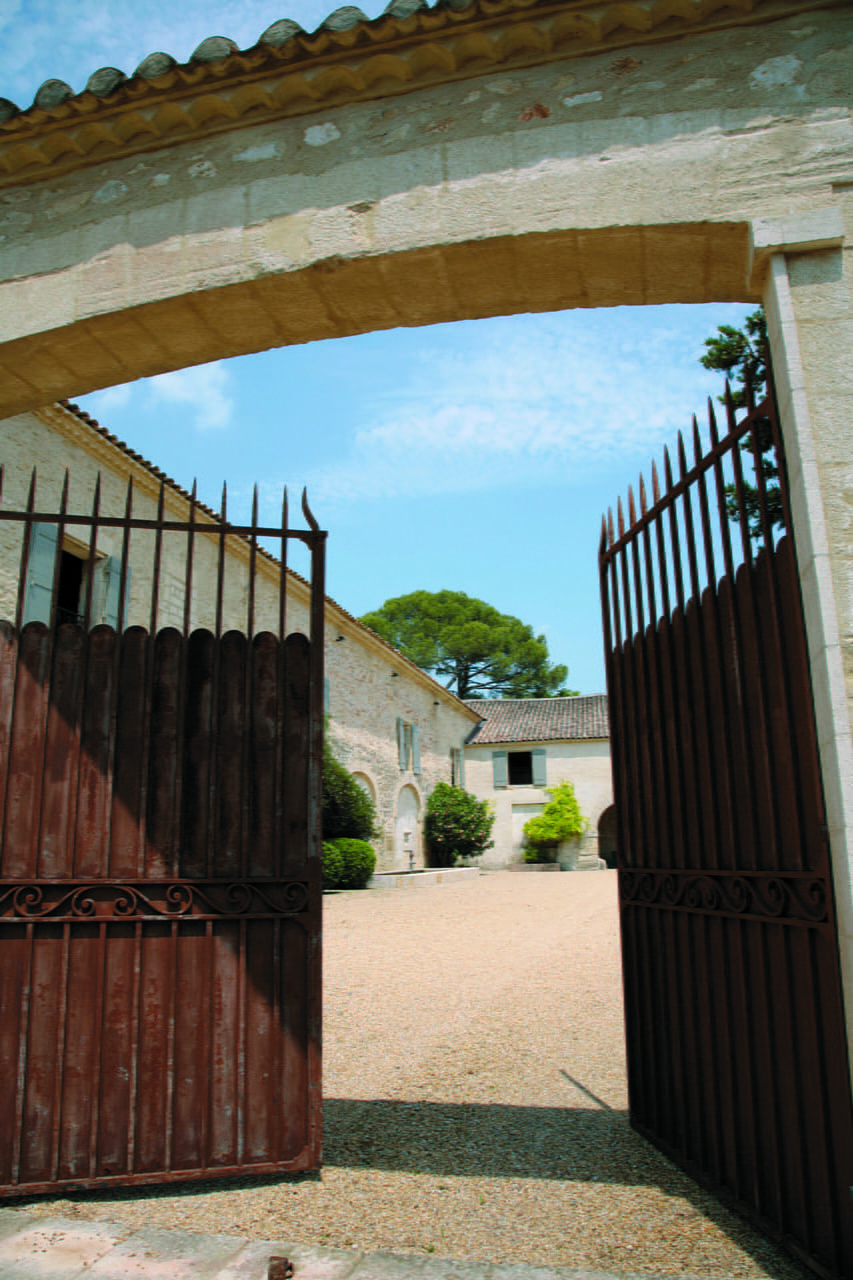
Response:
[394,783,421,871]
[1,1,852,1268]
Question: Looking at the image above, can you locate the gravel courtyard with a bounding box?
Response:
[17,872,810,1278]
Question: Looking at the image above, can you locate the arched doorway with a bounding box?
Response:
[597,805,617,869]
[394,785,421,872]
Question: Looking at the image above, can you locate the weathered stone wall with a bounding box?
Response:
[464,739,612,867]
[0,405,478,869]
[0,11,850,418]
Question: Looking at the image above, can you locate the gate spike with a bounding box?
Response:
[628,485,637,526]
[639,474,648,516]
[617,497,625,537]
[663,445,674,492]
[723,380,738,435]
[692,415,703,464]
[707,397,720,447]
[677,431,688,478]
[220,481,227,519]
[301,487,319,533]
[608,508,615,545]
[651,460,660,504]
[281,485,288,530]
[26,466,37,509]
[60,468,70,509]
[599,514,608,553]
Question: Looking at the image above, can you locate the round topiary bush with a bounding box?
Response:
[424,782,495,868]
[322,840,346,890]
[323,838,376,890]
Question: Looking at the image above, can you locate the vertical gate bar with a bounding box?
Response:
[663,449,686,614]
[81,475,101,633]
[173,485,198,872]
[149,480,166,640]
[87,920,108,1179]
[11,922,34,1186]
[750,924,785,1228]
[0,621,19,865]
[237,917,247,1165]
[247,486,258,640]
[628,485,662,869]
[117,477,133,635]
[775,926,809,1243]
[104,478,134,877]
[203,918,213,1173]
[728,916,760,1211]
[708,400,762,870]
[748,400,810,869]
[139,480,167,877]
[276,490,289,881]
[599,520,630,876]
[126,921,142,1174]
[164,920,178,1172]
[616,515,647,870]
[692,419,740,873]
[677,436,719,872]
[215,484,227,641]
[639,477,673,868]
[660,906,689,1156]
[14,469,37,634]
[46,471,70,633]
[49,922,71,1182]
[272,915,282,1165]
[183,481,197,638]
[726,393,782,871]
[651,465,689,869]
[305,490,325,1164]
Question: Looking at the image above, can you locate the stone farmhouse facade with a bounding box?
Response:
[463,695,613,869]
[0,401,480,872]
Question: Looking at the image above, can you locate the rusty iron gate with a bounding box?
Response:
[0,466,324,1194]
[600,377,853,1278]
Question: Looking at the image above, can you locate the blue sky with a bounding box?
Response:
[0,2,752,694]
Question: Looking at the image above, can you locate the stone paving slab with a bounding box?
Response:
[0,1215,724,1280]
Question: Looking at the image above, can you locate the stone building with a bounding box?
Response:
[0,400,479,871]
[463,695,612,868]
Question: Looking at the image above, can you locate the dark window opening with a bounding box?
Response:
[56,551,84,626]
[508,751,533,785]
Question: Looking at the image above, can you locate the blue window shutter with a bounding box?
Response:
[532,749,547,787]
[324,678,330,714]
[492,750,508,789]
[98,555,126,629]
[397,718,407,770]
[23,523,59,626]
[411,725,421,776]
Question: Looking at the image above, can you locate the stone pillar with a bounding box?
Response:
[756,207,853,1080]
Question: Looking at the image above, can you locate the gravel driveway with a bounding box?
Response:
[17,872,810,1278]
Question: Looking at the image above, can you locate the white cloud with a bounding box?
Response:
[88,383,132,414]
[304,313,732,506]
[147,361,233,431]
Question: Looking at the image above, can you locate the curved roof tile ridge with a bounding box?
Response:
[1,0,474,119]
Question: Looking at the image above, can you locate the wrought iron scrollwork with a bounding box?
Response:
[619,869,827,924]
[0,880,309,921]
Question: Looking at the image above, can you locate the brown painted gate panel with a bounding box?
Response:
[0,472,324,1194]
[600,381,853,1278]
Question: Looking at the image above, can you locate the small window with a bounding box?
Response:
[508,751,533,785]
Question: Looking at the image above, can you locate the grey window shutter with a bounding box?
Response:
[97,555,126,629]
[532,748,547,787]
[458,748,466,789]
[411,725,421,775]
[492,750,508,789]
[324,678,330,714]
[397,718,408,770]
[22,523,59,626]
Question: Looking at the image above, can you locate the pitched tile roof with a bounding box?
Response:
[465,695,609,744]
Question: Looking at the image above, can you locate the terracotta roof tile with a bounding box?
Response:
[465,694,609,744]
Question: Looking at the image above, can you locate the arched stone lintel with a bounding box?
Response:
[0,219,755,420]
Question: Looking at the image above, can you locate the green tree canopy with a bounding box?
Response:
[360,590,575,700]
[699,307,782,538]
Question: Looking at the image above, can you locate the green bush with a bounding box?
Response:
[322,840,346,889]
[322,838,376,890]
[322,742,377,842]
[424,782,495,868]
[523,781,586,862]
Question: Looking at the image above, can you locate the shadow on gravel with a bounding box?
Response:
[324,1097,658,1183]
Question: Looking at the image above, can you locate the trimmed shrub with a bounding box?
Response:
[424,782,495,868]
[523,781,586,862]
[323,838,376,890]
[322,840,346,889]
[322,743,377,842]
